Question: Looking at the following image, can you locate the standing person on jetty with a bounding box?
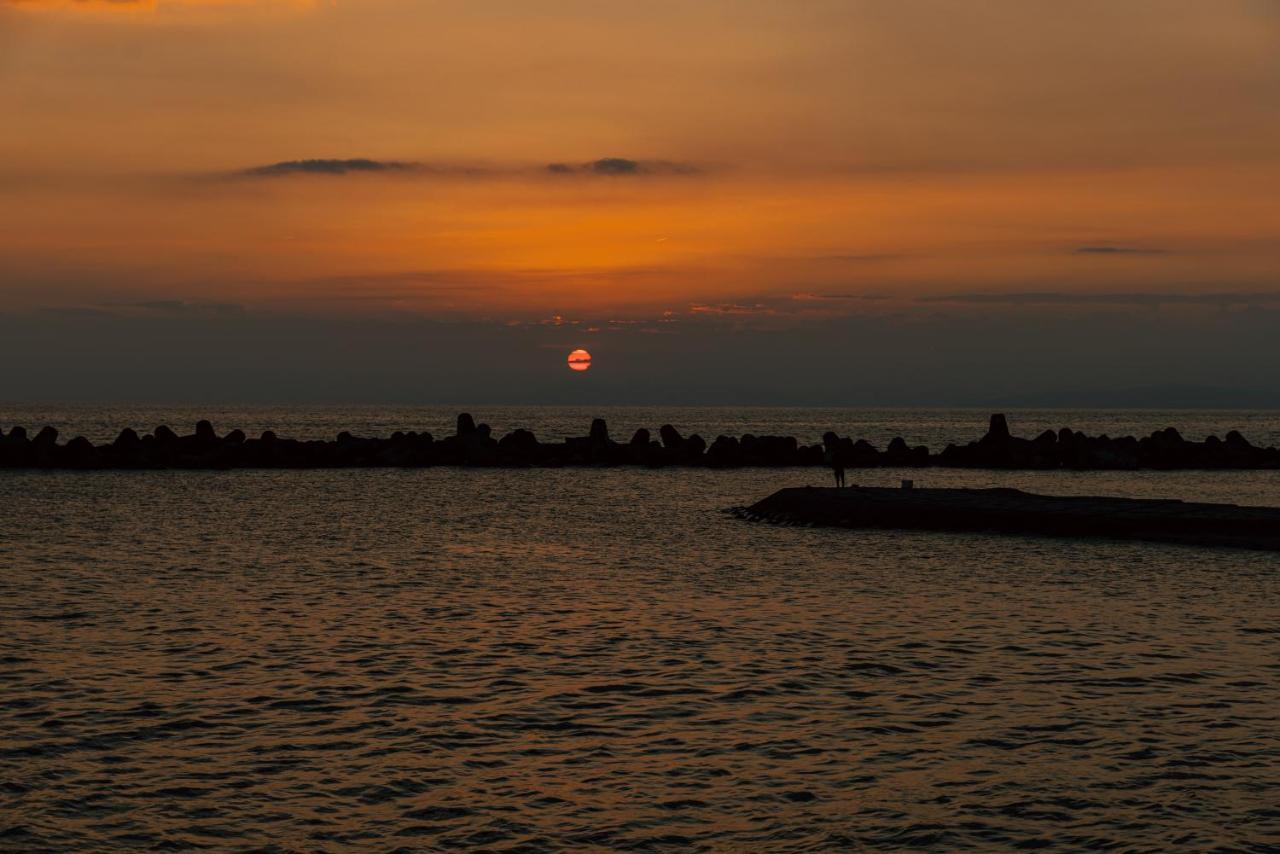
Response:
[822,433,846,488]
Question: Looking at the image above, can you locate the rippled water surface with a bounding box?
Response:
[2,408,1280,850]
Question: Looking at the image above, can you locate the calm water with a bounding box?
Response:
[2,408,1279,850]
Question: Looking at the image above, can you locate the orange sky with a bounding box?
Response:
[2,0,1279,323]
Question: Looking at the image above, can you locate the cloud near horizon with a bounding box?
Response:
[922,291,1280,308]
[7,299,1280,408]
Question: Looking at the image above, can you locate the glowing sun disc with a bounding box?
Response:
[567,348,592,372]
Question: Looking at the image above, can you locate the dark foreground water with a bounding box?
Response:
[2,408,1279,850]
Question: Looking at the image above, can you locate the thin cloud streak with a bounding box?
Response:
[546,158,703,177]
[819,253,909,263]
[232,157,706,180]
[922,291,1280,307]
[240,159,418,177]
[1073,246,1169,256]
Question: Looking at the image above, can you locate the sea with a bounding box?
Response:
[2,406,1278,850]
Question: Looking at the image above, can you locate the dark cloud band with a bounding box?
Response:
[234,157,703,180]
[546,158,701,176]
[240,159,417,177]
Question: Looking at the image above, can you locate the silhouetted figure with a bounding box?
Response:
[824,437,844,491]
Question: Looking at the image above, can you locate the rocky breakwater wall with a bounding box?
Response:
[934,414,1280,470]
[1,413,1278,470]
[0,414,820,470]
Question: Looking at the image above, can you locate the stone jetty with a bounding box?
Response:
[732,485,1280,551]
[1,413,1278,471]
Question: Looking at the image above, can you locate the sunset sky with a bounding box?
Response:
[3,1,1279,404]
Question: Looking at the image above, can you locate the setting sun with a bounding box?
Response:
[5,3,1280,849]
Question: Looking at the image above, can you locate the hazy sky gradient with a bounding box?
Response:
[3,1,1279,403]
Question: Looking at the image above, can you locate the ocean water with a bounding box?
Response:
[2,408,1279,850]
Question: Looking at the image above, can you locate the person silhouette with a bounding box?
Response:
[823,443,846,488]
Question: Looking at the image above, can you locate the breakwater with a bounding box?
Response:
[2,412,1278,470]
[733,485,1280,550]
